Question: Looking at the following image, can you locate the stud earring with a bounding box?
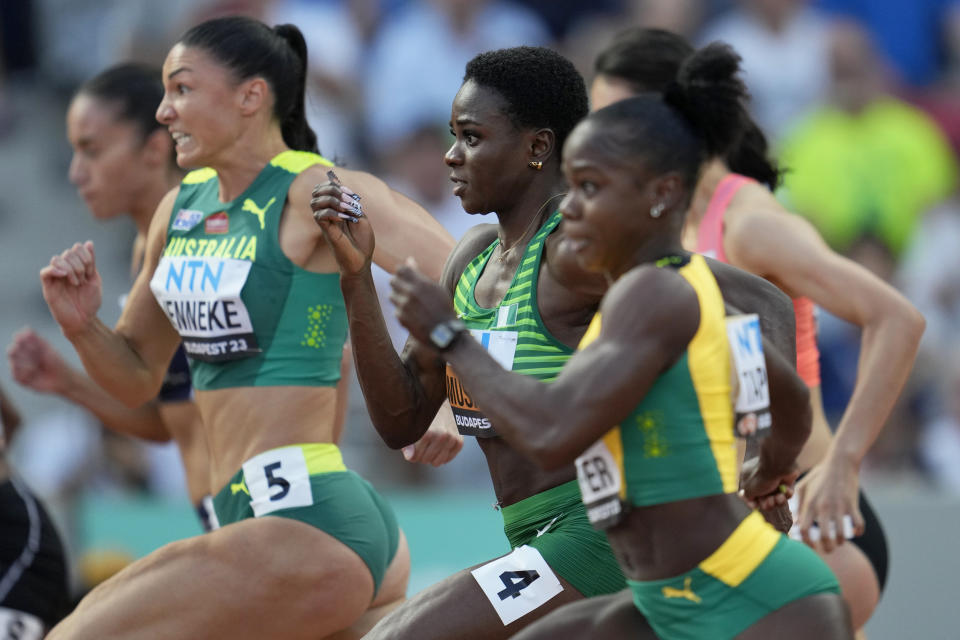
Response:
[528,161,543,170]
[650,203,665,218]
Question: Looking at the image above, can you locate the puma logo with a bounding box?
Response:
[230,478,249,496]
[661,577,701,604]
[242,196,276,230]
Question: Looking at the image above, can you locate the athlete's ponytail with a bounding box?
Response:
[178,16,319,154]
[272,24,318,154]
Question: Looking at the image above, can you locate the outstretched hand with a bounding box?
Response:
[389,258,458,347]
[311,172,374,275]
[40,241,103,336]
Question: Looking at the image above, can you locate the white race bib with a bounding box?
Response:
[447,329,518,438]
[726,315,771,438]
[150,256,260,362]
[0,607,44,640]
[575,440,626,529]
[470,545,563,626]
[241,447,314,517]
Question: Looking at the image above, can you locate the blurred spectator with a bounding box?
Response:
[268,0,383,164]
[699,0,832,140]
[513,0,622,41]
[899,193,960,363]
[917,346,960,493]
[362,0,550,153]
[778,20,957,258]
[815,0,960,88]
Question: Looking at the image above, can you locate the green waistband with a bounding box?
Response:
[501,480,582,530]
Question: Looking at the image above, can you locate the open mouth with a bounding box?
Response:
[171,131,193,151]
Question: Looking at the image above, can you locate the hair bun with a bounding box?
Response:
[666,42,747,158]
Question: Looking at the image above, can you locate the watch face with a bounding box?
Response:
[430,323,454,349]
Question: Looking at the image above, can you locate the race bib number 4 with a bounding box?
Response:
[0,607,44,640]
[150,256,261,362]
[446,329,518,438]
[241,447,314,517]
[470,545,563,626]
[576,440,627,529]
[726,315,771,438]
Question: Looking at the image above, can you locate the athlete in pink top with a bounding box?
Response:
[590,28,924,635]
[697,173,821,387]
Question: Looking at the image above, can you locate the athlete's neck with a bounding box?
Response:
[687,158,730,231]
[210,126,290,203]
[494,174,566,256]
[620,238,687,280]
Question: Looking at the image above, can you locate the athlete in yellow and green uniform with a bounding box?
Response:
[389,44,853,640]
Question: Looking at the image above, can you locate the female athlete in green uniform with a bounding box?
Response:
[314,45,803,639]
[388,44,853,640]
[39,16,453,640]
[590,28,924,633]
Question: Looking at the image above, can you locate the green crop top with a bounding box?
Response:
[575,254,738,529]
[149,150,346,391]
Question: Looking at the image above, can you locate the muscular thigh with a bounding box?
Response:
[51,518,377,640]
[364,550,587,640]
[738,593,853,640]
[512,590,655,640]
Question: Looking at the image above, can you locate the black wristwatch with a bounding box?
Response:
[429,318,468,351]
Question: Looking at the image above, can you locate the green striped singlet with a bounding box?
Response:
[447,211,571,437]
[149,150,347,391]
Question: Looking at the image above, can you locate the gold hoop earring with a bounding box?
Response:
[528,161,543,170]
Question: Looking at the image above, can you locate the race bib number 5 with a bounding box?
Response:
[470,545,563,625]
[241,447,314,517]
[726,315,771,438]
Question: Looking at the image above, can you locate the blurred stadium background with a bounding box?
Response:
[2,1,959,637]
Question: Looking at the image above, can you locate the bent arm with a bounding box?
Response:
[727,210,925,466]
[334,168,455,280]
[51,368,170,442]
[756,335,811,476]
[442,268,698,470]
[63,190,184,407]
[345,226,496,448]
[342,269,446,448]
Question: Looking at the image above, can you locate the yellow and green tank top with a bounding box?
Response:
[447,211,571,437]
[575,254,737,528]
[149,150,346,391]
